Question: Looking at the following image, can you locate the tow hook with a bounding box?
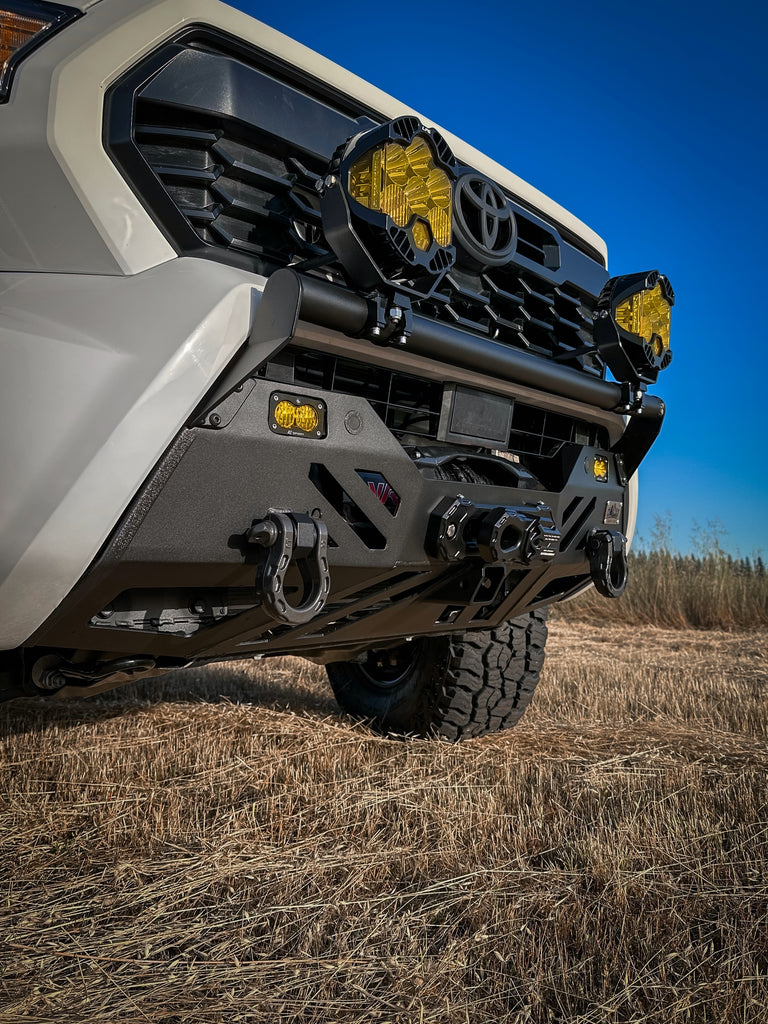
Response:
[586,528,629,598]
[248,512,331,625]
[31,655,157,692]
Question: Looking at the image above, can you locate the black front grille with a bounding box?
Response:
[274,348,608,458]
[290,349,443,440]
[134,120,328,272]
[108,33,608,377]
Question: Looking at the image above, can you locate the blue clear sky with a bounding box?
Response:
[235,0,767,556]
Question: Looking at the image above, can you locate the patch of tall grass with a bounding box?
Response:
[557,549,768,629]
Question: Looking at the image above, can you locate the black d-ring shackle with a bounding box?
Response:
[248,512,331,624]
[586,528,629,599]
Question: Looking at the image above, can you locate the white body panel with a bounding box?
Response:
[0,260,260,648]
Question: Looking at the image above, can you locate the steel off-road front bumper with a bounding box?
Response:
[28,267,664,667]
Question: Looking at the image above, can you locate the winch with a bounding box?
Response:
[427,496,560,565]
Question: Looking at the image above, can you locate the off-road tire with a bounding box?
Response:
[326,609,548,740]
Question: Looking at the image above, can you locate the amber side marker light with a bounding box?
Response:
[0,1,80,101]
[593,270,675,386]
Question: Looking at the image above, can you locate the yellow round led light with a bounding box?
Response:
[384,142,409,185]
[274,401,297,430]
[294,404,319,432]
[426,168,451,208]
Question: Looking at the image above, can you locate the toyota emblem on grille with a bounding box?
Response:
[453,173,517,268]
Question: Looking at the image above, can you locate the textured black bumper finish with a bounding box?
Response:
[32,376,622,661]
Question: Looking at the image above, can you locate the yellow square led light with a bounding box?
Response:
[270,393,326,438]
[592,455,610,482]
[593,270,674,385]
[321,116,458,297]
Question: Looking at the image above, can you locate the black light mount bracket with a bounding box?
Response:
[610,394,665,478]
[362,290,414,347]
[615,381,647,414]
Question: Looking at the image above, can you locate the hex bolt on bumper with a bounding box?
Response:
[586,528,629,598]
[248,512,331,624]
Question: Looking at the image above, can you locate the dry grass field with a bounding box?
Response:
[1,622,767,1023]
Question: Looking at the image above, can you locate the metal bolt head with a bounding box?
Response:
[446,523,457,538]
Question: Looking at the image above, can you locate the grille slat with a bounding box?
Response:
[153,164,221,184]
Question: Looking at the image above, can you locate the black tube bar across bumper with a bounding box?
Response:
[199,268,664,473]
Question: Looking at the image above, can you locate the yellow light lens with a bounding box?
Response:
[0,10,52,73]
[615,281,671,351]
[349,136,452,247]
[294,404,319,432]
[274,401,296,429]
[411,221,431,251]
[593,456,609,482]
[274,400,319,433]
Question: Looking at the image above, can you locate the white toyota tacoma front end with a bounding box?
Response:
[0,0,672,738]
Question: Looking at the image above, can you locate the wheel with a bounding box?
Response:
[326,609,548,740]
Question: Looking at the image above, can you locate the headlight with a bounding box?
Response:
[321,116,457,298]
[593,270,675,385]
[0,1,80,102]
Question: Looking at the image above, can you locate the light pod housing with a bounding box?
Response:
[321,116,458,298]
[593,270,674,385]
